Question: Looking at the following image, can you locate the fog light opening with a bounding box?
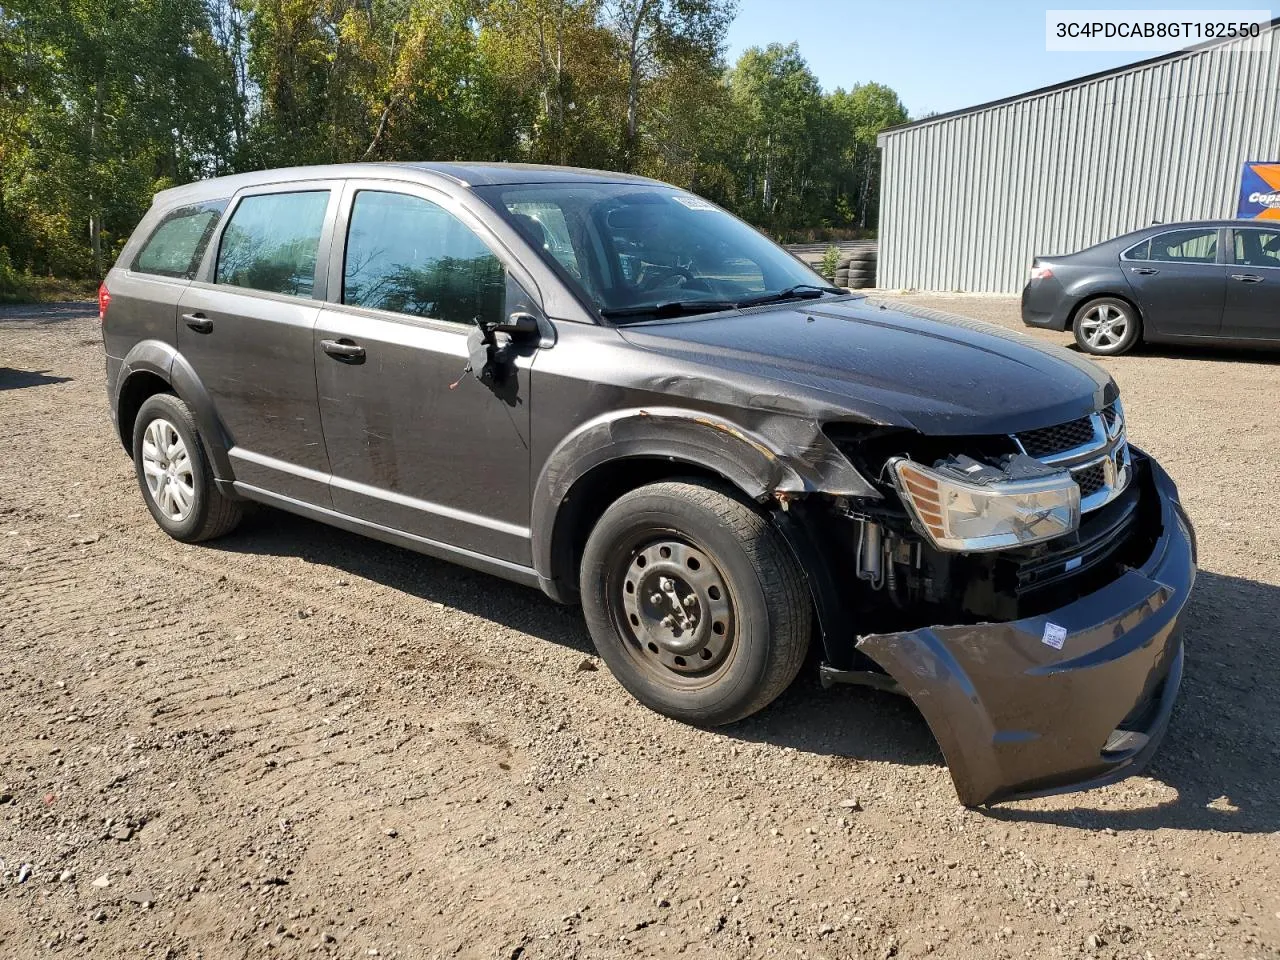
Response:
[1101,728,1150,759]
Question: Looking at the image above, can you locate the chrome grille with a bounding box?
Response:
[1017,415,1096,458]
[1013,401,1130,512]
[1100,404,1121,433]
[1073,461,1107,498]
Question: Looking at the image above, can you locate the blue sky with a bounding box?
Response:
[725,0,1263,117]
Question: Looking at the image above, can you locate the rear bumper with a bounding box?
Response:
[1020,280,1073,330]
[856,458,1195,806]
[105,353,123,444]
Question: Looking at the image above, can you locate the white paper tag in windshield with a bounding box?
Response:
[1041,622,1068,650]
[672,194,716,211]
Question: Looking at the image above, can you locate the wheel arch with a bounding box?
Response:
[532,409,822,604]
[537,455,767,605]
[115,340,235,480]
[1066,291,1144,333]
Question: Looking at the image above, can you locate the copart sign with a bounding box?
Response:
[1237,161,1280,220]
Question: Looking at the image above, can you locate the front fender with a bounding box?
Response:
[530,406,878,596]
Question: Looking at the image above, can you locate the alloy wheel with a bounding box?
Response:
[1078,303,1129,349]
[140,418,195,522]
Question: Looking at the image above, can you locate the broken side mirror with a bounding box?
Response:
[455,312,543,394]
[484,311,540,339]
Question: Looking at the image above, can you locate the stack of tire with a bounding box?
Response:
[834,248,876,290]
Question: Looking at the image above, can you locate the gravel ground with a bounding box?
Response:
[1,296,1278,960]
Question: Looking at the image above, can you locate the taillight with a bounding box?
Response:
[97,283,111,324]
[1029,264,1054,281]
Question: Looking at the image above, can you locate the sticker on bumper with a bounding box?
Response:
[1042,622,1068,649]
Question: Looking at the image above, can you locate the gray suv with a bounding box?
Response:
[102,163,1196,806]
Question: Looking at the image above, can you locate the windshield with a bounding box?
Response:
[475,182,833,321]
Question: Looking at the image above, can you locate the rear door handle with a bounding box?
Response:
[1231,274,1264,283]
[321,338,366,362]
[182,312,213,333]
[1131,267,1160,275]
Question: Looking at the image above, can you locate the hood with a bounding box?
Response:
[616,296,1117,436]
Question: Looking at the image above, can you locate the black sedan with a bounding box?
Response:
[1022,219,1280,355]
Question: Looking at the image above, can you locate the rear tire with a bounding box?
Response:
[132,393,242,542]
[1073,297,1140,356]
[579,480,811,726]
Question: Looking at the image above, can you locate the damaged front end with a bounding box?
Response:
[798,410,1195,806]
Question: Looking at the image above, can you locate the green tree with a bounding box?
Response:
[3,0,239,279]
[0,0,911,294]
[725,42,826,231]
[603,0,735,171]
[828,82,907,227]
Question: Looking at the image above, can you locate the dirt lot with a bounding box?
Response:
[2,296,1278,960]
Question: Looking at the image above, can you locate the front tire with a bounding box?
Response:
[1073,297,1141,355]
[579,480,811,726]
[132,393,242,542]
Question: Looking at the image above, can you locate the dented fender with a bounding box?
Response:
[529,405,881,599]
[856,461,1195,806]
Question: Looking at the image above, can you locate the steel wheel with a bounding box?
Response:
[140,417,195,522]
[580,480,811,725]
[616,537,737,687]
[1078,303,1129,349]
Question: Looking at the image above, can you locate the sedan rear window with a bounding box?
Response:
[132,200,228,279]
[1146,228,1218,264]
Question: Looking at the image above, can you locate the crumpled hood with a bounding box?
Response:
[617,296,1117,435]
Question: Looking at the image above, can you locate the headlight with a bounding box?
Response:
[890,458,1080,552]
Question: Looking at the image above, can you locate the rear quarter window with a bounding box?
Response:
[131,200,228,278]
[1121,238,1151,261]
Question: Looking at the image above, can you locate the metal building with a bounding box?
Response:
[876,19,1280,293]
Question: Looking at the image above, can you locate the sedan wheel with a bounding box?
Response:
[1074,298,1140,355]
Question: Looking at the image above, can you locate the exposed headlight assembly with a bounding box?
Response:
[890,456,1080,553]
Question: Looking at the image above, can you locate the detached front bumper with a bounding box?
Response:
[856,459,1195,806]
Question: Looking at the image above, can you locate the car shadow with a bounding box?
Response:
[209,507,943,769]
[209,511,1278,824]
[0,367,74,390]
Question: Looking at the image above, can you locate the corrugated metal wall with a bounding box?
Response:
[877,24,1280,293]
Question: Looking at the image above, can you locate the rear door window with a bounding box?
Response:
[1231,228,1280,269]
[342,190,505,327]
[1147,228,1219,264]
[132,200,228,278]
[215,191,330,297]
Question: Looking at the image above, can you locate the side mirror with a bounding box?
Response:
[486,311,540,338]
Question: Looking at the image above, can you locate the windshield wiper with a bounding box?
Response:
[599,284,844,322]
[599,299,738,321]
[734,283,846,308]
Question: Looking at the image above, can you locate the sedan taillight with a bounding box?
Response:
[1029,264,1054,281]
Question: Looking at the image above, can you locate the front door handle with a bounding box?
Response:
[321,338,366,363]
[1131,267,1160,276]
[182,312,213,333]
[1231,274,1264,283]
